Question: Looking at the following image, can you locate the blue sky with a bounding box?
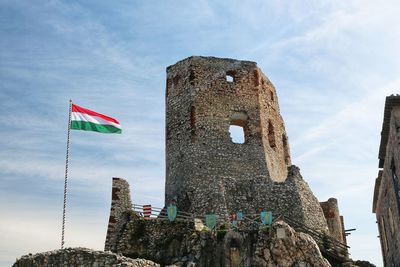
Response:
[1,0,399,266]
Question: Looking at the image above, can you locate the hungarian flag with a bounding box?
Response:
[71,104,122,134]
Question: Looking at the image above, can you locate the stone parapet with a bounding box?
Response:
[320,198,345,244]
[105,177,133,251]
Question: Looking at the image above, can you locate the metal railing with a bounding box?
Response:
[133,204,196,221]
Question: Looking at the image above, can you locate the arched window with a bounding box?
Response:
[170,75,180,96]
[226,70,235,83]
[268,121,276,148]
[253,69,260,86]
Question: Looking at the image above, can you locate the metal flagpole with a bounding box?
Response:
[61,99,72,249]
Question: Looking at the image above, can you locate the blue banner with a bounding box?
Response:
[260,211,273,225]
[167,205,177,222]
[232,220,238,228]
[237,211,243,221]
[205,214,218,230]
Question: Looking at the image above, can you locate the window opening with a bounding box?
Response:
[268,121,276,148]
[229,111,248,144]
[229,125,245,144]
[253,70,260,86]
[189,70,195,85]
[226,70,235,83]
[171,75,180,95]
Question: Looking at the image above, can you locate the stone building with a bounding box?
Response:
[373,95,400,267]
[105,56,350,266]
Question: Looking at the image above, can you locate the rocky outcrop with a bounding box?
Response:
[253,221,331,267]
[13,247,159,267]
[110,212,331,267]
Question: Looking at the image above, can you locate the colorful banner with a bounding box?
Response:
[260,211,273,225]
[232,220,238,228]
[205,214,218,230]
[167,204,177,222]
[143,204,152,219]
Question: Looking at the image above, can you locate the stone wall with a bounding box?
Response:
[105,177,133,251]
[320,198,345,244]
[13,247,159,267]
[373,100,400,266]
[221,165,329,233]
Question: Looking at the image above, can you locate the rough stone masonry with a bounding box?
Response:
[165,56,328,232]
[106,213,332,267]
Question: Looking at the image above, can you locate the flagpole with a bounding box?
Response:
[61,99,72,249]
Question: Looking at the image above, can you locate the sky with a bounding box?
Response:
[1,0,399,266]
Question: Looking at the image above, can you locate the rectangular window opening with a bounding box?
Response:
[229,125,245,144]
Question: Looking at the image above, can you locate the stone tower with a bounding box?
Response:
[165,56,327,232]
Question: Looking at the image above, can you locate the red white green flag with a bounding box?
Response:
[71,104,122,134]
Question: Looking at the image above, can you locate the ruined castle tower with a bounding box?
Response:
[166,56,290,183]
[165,57,327,232]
